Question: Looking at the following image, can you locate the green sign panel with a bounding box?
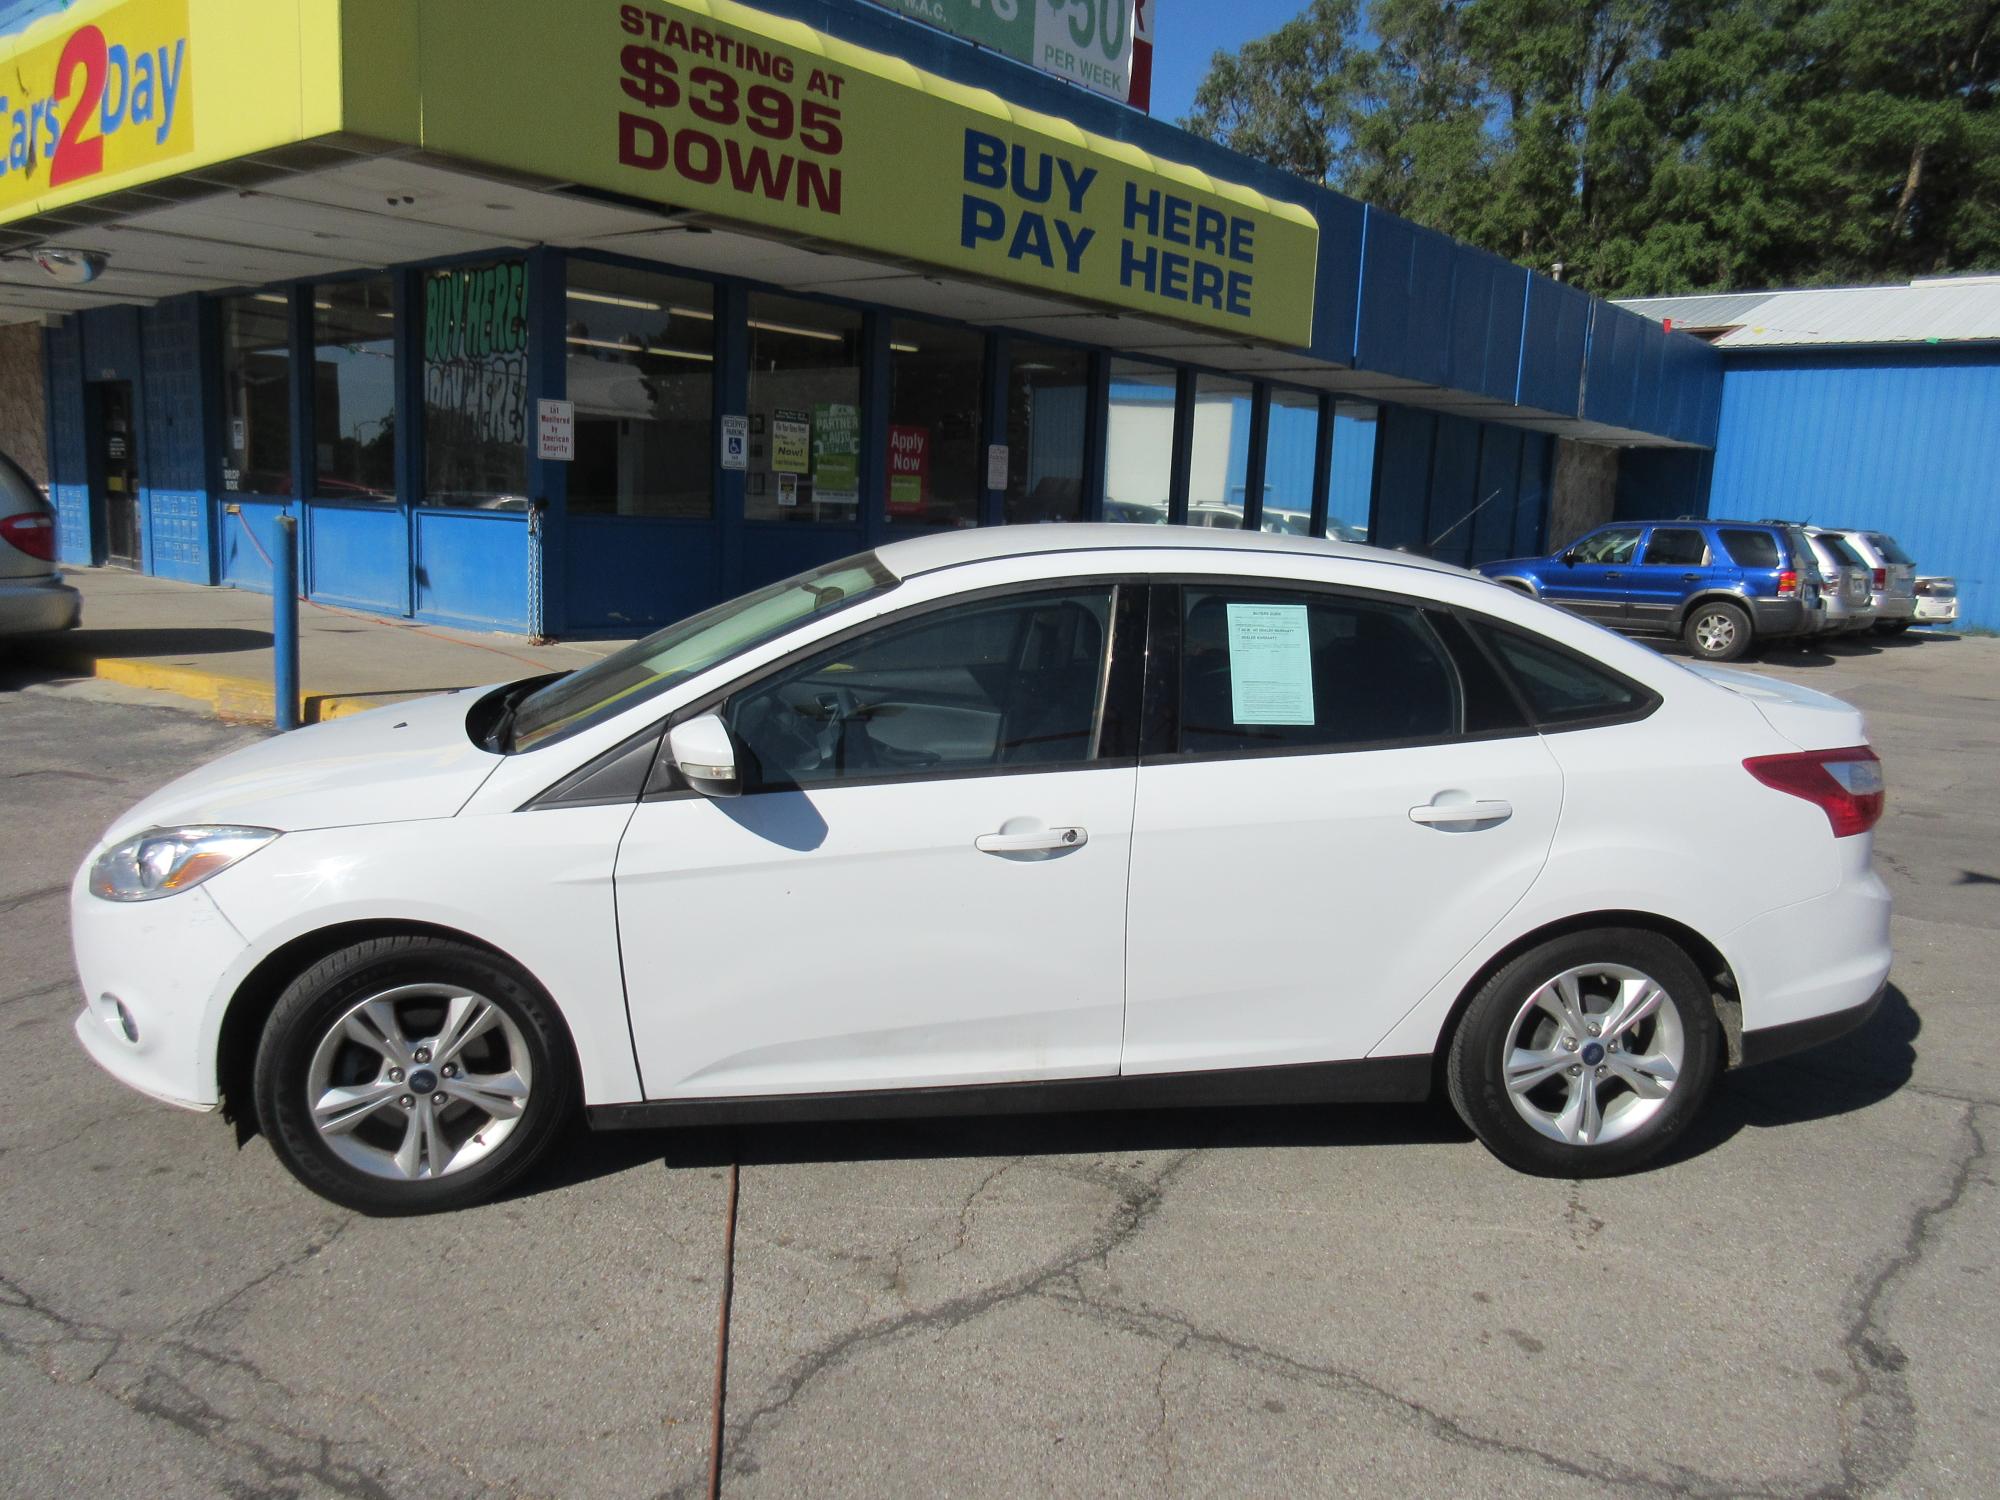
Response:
[884,0,1135,102]
[812,402,861,506]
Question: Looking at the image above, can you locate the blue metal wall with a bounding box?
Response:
[1371,404,1554,566]
[1707,348,2000,631]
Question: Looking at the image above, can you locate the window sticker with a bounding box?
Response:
[1226,602,1315,725]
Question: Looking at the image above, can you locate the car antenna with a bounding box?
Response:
[1429,490,1504,551]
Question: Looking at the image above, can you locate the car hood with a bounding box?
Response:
[1685,665,1868,752]
[99,686,505,846]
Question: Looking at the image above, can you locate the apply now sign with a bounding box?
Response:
[423,0,1317,345]
[0,0,191,213]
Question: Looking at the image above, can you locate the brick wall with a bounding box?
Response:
[1548,439,1619,548]
[0,320,47,486]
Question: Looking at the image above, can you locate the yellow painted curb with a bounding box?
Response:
[26,646,429,726]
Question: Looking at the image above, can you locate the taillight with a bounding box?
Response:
[1743,746,1884,838]
[1776,569,1798,597]
[0,511,55,562]
[1871,568,1886,591]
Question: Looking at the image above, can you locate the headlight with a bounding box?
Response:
[88,826,279,902]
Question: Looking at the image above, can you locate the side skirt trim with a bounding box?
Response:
[586,1056,1433,1130]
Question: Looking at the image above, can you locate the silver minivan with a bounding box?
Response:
[0,451,81,636]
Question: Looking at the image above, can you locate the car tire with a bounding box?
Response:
[253,935,575,1215]
[1874,620,1912,636]
[1446,928,1721,1178]
[1682,600,1752,661]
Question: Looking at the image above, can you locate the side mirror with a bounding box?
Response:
[668,713,741,798]
[1561,550,1579,566]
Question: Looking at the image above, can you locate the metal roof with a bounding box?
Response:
[1615,276,2000,348]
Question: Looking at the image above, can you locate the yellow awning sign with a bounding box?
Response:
[427,0,1320,345]
[0,0,1320,346]
[0,0,192,213]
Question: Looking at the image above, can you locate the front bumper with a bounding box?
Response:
[69,874,247,1110]
[0,574,82,635]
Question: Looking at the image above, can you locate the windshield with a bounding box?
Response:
[509,553,896,752]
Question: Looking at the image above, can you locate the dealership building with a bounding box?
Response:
[0,0,1723,639]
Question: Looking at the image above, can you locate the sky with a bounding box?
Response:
[1147,0,1310,126]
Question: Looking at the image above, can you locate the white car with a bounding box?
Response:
[70,529,1893,1214]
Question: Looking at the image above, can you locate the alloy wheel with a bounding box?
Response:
[1694,610,1738,654]
[304,983,533,1181]
[1502,964,1685,1147]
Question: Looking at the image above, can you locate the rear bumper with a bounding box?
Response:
[1872,594,1917,621]
[1914,596,1957,622]
[1740,983,1885,1067]
[1749,597,1813,637]
[0,574,82,635]
[1723,854,1892,1036]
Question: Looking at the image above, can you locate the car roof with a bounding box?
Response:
[874,524,1475,582]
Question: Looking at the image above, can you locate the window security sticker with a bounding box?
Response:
[1226,602,1315,725]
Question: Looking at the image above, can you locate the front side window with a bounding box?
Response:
[218,295,293,496]
[1641,528,1707,566]
[312,278,397,502]
[1174,586,1458,756]
[728,586,1115,789]
[423,260,530,509]
[1570,527,1641,565]
[511,553,894,751]
[566,262,715,518]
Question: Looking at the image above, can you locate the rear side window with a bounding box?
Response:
[1868,534,1914,565]
[1641,528,1707,566]
[1466,619,1655,729]
[1173,587,1458,755]
[1718,528,1781,568]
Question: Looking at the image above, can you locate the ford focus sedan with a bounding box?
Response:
[71,529,1892,1214]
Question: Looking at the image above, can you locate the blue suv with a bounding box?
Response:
[1479,520,1822,662]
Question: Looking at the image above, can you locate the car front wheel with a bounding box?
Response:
[1447,929,1720,1177]
[252,936,575,1214]
[1683,600,1752,661]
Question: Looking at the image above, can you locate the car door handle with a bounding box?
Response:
[1604,571,1623,581]
[1681,572,1701,582]
[1409,800,1513,827]
[975,827,1087,854]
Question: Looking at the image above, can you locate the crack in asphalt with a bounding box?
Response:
[0,883,66,917]
[717,1151,1200,1480]
[0,977,74,1009]
[1831,1105,1989,1497]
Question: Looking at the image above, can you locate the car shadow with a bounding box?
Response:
[504,986,1920,1200]
[34,625,274,658]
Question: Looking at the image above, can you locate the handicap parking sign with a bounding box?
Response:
[721,414,749,471]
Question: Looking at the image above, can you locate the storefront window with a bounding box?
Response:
[1326,400,1379,541]
[1187,373,1252,529]
[422,260,529,509]
[312,278,396,502]
[747,293,863,524]
[1102,360,1175,525]
[886,319,982,528]
[1003,341,1089,524]
[219,294,293,496]
[566,261,714,519]
[1261,389,1319,536]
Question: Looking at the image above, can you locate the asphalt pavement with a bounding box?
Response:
[1,630,1995,1498]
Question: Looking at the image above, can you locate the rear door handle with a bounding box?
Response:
[976,826,1087,854]
[1681,572,1701,582]
[1409,800,1513,827]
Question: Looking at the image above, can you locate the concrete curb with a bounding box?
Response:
[19,641,422,725]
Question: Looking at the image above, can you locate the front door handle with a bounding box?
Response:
[976,826,1087,855]
[1409,800,1513,828]
[1604,571,1623,581]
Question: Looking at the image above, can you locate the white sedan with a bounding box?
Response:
[70,528,1892,1214]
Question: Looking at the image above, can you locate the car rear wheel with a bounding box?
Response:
[1447,929,1720,1177]
[1683,600,1751,661]
[253,936,574,1215]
